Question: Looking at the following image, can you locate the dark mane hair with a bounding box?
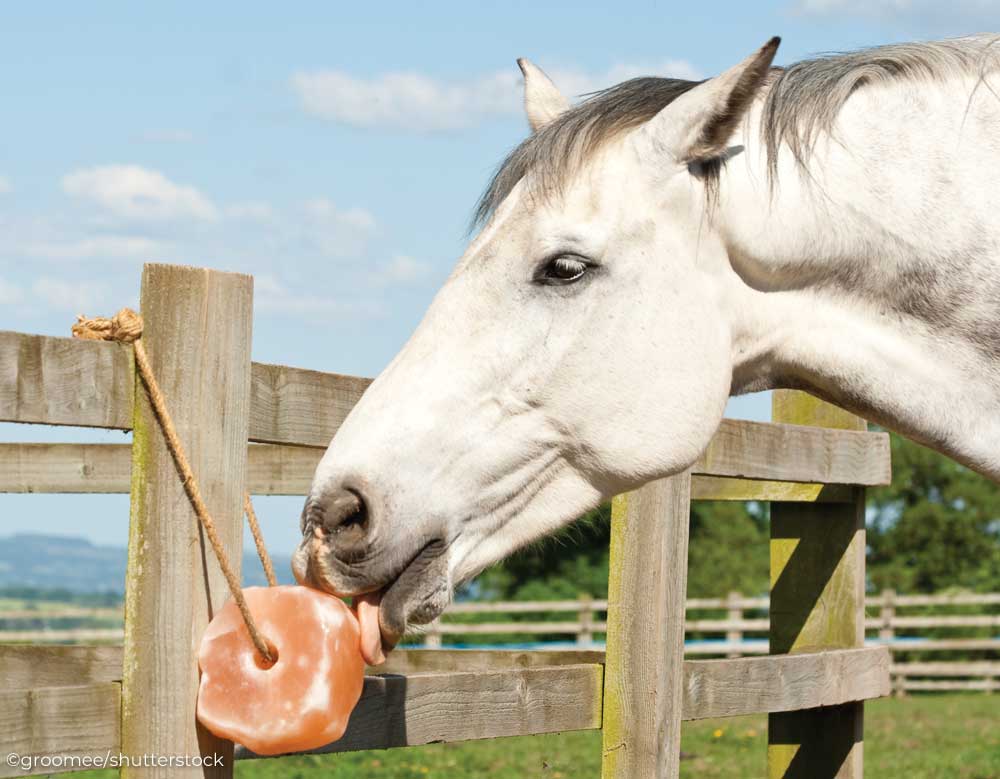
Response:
[473,34,1000,227]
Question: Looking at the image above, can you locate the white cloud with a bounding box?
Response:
[291,59,701,131]
[32,277,110,313]
[547,61,703,96]
[24,235,165,261]
[0,176,11,195]
[0,276,23,305]
[62,165,218,222]
[226,201,274,221]
[300,198,376,258]
[370,254,431,286]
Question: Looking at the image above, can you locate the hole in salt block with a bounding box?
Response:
[253,639,279,670]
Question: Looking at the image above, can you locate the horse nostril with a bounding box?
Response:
[308,487,370,553]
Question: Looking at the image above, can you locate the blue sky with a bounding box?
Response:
[1,1,996,560]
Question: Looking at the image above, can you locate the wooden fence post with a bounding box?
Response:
[726,591,743,658]
[879,589,899,697]
[425,620,442,649]
[768,391,867,779]
[602,473,692,779]
[121,264,253,779]
[577,593,594,646]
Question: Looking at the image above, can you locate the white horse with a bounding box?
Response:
[293,35,1000,665]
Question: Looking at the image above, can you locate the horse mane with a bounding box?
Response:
[473,34,1000,227]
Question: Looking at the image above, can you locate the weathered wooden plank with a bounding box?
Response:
[448,599,605,614]
[602,475,691,779]
[0,442,858,501]
[434,621,596,635]
[883,638,1000,651]
[696,418,890,486]
[684,642,769,655]
[0,607,121,619]
[0,683,121,778]
[768,392,870,779]
[121,264,253,779]
[0,442,321,494]
[0,443,132,493]
[2,647,894,776]
[692,475,855,503]
[373,648,606,675]
[431,618,771,635]
[901,679,997,691]
[890,661,1000,676]
[0,331,134,429]
[685,647,889,720]
[246,443,321,493]
[0,629,123,642]
[0,441,877,499]
[237,663,605,758]
[0,644,123,688]
[374,647,890,721]
[248,363,370,448]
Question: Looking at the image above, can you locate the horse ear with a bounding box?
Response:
[646,37,780,162]
[518,58,570,132]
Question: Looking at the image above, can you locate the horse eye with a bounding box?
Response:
[538,256,589,285]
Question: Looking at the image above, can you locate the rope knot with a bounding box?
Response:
[72,308,144,344]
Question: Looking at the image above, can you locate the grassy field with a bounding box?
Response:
[66,694,997,779]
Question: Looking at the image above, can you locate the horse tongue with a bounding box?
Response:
[355,592,386,666]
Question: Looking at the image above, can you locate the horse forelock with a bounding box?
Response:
[473,34,1000,228]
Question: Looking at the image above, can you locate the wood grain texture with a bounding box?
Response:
[0,331,133,429]
[1,647,892,776]
[0,443,132,493]
[0,683,121,778]
[768,391,870,779]
[0,442,322,494]
[248,363,370,447]
[691,475,855,503]
[695,418,890,485]
[0,645,123,688]
[685,647,889,720]
[0,442,870,499]
[0,443,855,502]
[238,663,604,758]
[121,264,253,779]
[372,648,606,675]
[602,475,691,779]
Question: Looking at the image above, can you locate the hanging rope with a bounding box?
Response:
[74,308,277,662]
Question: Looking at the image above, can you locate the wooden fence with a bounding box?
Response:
[0,263,898,778]
[6,591,996,693]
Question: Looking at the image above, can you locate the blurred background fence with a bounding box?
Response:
[3,588,996,694]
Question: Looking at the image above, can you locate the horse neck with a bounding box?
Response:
[715,82,1000,480]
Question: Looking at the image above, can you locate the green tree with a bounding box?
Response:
[866,433,1000,593]
[472,500,768,602]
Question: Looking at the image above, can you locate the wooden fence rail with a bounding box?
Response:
[0,263,907,779]
[4,588,996,695]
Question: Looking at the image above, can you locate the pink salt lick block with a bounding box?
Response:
[197,585,365,755]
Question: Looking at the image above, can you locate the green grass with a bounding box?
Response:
[66,694,998,779]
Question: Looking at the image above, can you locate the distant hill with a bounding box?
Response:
[0,533,295,594]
